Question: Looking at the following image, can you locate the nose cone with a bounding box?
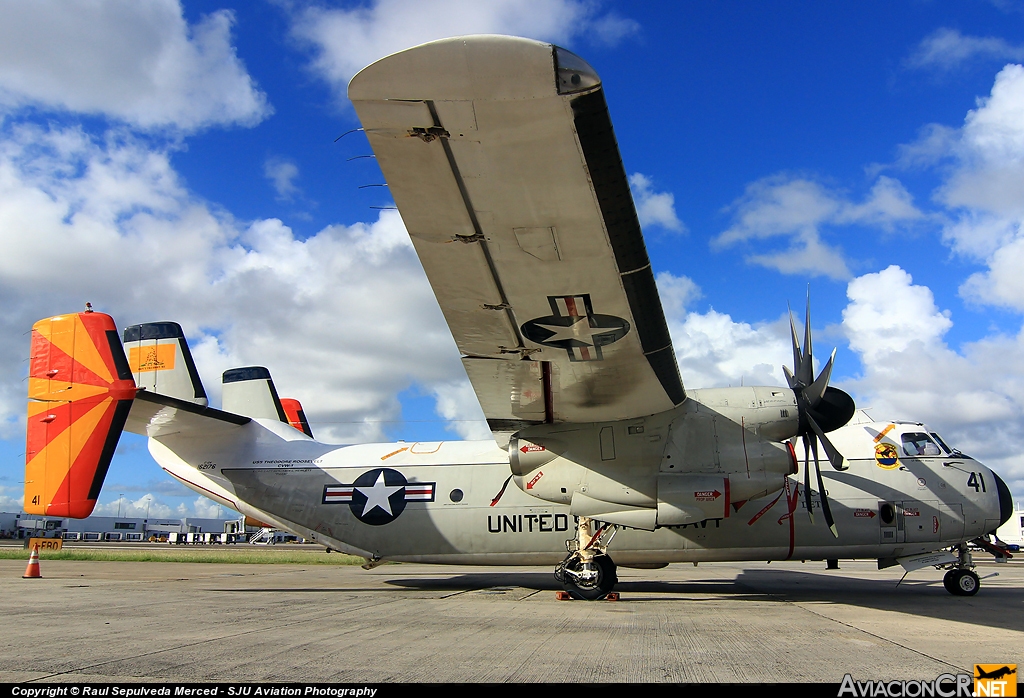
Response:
[990,470,1014,532]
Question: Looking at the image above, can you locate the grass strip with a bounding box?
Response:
[0,547,367,565]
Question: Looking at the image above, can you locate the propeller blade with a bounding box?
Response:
[788,307,802,384]
[807,413,848,471]
[805,348,837,406]
[798,292,814,387]
[803,437,814,525]
[783,364,797,390]
[811,438,839,538]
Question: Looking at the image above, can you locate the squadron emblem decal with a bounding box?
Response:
[521,294,629,362]
[874,443,900,470]
[323,468,435,525]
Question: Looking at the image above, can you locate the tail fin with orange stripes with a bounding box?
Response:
[24,311,137,518]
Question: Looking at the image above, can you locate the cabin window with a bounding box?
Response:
[901,432,940,456]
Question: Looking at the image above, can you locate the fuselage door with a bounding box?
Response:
[902,500,940,543]
[879,500,903,544]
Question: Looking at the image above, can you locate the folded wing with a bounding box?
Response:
[349,36,684,436]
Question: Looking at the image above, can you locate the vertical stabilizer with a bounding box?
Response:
[123,322,208,405]
[25,311,136,518]
[280,398,314,438]
[222,367,288,422]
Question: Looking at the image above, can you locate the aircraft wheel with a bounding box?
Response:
[553,559,566,583]
[563,554,617,600]
[942,570,957,594]
[949,569,980,596]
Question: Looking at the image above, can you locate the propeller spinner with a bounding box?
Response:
[784,295,856,538]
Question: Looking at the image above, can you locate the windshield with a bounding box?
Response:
[930,432,953,455]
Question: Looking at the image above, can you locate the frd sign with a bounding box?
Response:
[27,538,63,552]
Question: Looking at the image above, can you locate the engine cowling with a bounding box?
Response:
[507,406,797,531]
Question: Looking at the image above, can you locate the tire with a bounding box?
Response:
[942,570,957,594]
[563,554,617,600]
[951,569,980,596]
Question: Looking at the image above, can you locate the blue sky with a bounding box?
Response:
[1,0,1024,518]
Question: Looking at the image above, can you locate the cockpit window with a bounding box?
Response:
[902,432,941,456]
[930,432,953,455]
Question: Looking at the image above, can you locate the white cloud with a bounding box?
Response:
[843,266,952,366]
[655,271,702,319]
[0,0,270,131]
[838,177,925,229]
[907,28,1024,71]
[656,272,793,389]
[840,266,1024,489]
[629,173,686,232]
[671,309,792,389]
[0,493,21,512]
[0,123,467,444]
[92,493,176,518]
[193,496,224,519]
[264,157,300,200]
[429,381,490,440]
[892,123,959,170]
[289,0,639,96]
[938,64,1024,225]
[902,64,1024,310]
[714,175,924,280]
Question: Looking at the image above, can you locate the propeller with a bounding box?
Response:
[784,293,856,538]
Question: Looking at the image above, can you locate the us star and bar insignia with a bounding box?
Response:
[521,294,629,362]
[323,467,436,526]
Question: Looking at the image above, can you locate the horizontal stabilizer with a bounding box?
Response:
[126,390,250,438]
[24,311,136,518]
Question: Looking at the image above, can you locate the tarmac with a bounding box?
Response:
[0,554,1021,683]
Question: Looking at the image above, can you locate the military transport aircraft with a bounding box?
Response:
[24,35,1013,600]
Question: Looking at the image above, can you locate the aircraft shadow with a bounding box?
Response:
[386,566,1024,629]
[386,571,561,593]
[205,565,1022,631]
[731,567,1024,630]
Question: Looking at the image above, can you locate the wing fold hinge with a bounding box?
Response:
[410,126,450,142]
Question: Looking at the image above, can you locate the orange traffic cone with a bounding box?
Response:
[23,546,41,579]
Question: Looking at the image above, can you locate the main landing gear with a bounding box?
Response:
[942,544,980,596]
[554,516,618,600]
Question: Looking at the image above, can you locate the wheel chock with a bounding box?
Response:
[555,591,573,600]
[605,592,620,601]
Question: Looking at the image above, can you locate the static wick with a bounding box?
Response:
[334,128,364,143]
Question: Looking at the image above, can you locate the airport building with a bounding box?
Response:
[996,501,1024,546]
[0,511,250,542]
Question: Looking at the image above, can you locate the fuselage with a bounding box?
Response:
[147,407,1010,567]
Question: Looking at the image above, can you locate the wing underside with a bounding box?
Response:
[350,36,684,434]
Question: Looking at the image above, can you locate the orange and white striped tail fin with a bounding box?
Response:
[24,311,137,518]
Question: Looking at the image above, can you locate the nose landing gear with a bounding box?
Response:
[555,516,619,600]
[943,568,980,596]
[942,544,980,596]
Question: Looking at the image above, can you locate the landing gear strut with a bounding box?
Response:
[942,544,980,596]
[555,516,618,600]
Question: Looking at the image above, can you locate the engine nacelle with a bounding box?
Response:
[508,422,661,509]
[686,387,799,442]
[508,405,797,531]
